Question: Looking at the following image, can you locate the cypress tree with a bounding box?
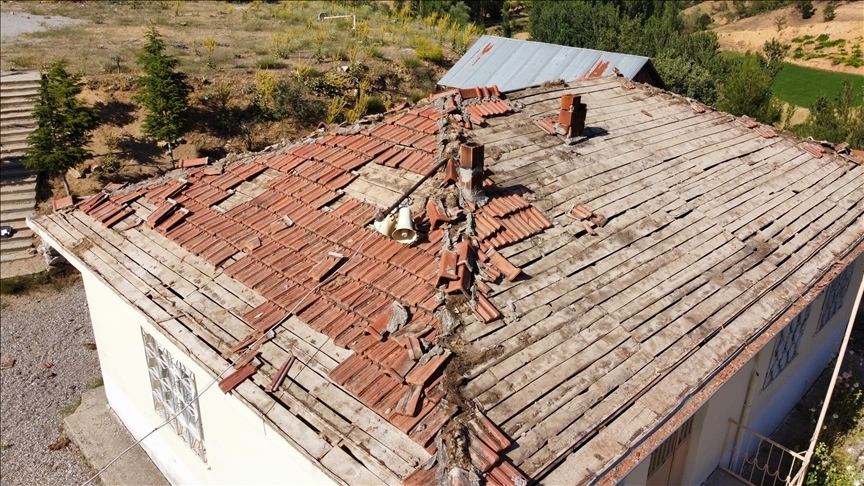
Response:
[133,27,190,168]
[24,60,100,196]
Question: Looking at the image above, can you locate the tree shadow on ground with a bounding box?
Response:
[117,134,164,166]
[93,100,137,127]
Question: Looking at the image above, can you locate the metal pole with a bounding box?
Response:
[795,266,864,486]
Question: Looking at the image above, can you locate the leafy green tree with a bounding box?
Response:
[762,38,789,67]
[795,81,864,149]
[24,60,100,196]
[501,0,512,37]
[796,0,815,19]
[133,27,191,167]
[653,56,718,103]
[717,54,782,125]
[822,2,836,21]
[528,1,729,105]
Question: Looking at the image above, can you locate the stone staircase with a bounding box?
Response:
[1,71,45,276]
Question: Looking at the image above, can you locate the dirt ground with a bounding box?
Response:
[690,1,864,75]
[0,1,455,202]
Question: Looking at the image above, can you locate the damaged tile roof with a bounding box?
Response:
[28,76,864,486]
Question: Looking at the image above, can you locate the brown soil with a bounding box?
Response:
[690,1,864,75]
[0,0,458,201]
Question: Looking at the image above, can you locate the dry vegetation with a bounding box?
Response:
[687,0,864,75]
[0,0,481,199]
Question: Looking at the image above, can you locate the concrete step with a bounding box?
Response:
[0,87,39,98]
[0,228,35,244]
[0,98,36,110]
[0,132,30,145]
[0,199,35,214]
[0,250,38,263]
[0,217,33,231]
[0,208,35,223]
[0,131,31,145]
[1,156,26,167]
[0,164,36,179]
[0,125,35,138]
[0,99,36,110]
[0,176,38,189]
[0,111,34,125]
[0,190,35,204]
[0,237,35,253]
[0,141,29,154]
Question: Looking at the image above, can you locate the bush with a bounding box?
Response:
[256,56,283,70]
[416,43,443,62]
[366,95,387,114]
[409,91,428,103]
[796,0,815,19]
[403,57,423,69]
[823,3,836,21]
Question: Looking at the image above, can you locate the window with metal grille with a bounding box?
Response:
[647,416,694,478]
[817,264,853,332]
[763,306,810,389]
[142,329,206,461]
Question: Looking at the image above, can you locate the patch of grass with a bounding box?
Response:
[402,57,423,69]
[0,270,80,296]
[772,63,864,108]
[60,396,82,416]
[255,56,284,70]
[89,377,104,389]
[409,90,429,103]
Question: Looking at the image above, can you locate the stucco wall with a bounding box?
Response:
[621,253,863,486]
[78,269,337,486]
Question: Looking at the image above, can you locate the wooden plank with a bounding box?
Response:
[483,327,629,423]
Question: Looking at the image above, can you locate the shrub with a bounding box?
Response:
[823,3,836,21]
[415,40,443,62]
[403,56,423,69]
[365,46,384,59]
[256,56,283,70]
[796,0,815,19]
[409,91,428,103]
[366,95,387,114]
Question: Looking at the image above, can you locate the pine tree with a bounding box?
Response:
[24,60,100,196]
[133,27,190,168]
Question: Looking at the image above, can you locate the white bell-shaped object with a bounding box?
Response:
[374,213,396,237]
[391,206,417,244]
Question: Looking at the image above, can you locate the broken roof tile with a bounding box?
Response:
[218,364,257,394]
[178,157,209,168]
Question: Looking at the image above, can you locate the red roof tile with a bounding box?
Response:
[178,157,209,168]
[218,364,257,393]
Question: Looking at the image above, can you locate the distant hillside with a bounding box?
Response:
[686,0,864,75]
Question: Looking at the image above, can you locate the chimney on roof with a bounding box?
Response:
[459,143,485,202]
[559,94,588,137]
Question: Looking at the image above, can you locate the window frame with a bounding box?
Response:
[817,264,854,333]
[763,305,810,389]
[142,329,207,461]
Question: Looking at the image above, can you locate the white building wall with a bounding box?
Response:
[621,253,863,486]
[747,255,862,435]
[78,269,337,486]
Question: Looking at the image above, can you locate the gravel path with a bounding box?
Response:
[0,279,102,486]
[0,12,85,40]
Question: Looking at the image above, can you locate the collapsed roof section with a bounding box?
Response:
[31,75,864,486]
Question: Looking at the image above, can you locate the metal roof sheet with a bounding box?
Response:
[438,35,653,92]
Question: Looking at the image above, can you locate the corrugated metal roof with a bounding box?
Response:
[438,35,654,92]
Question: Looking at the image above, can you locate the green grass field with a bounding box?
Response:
[772,63,864,108]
